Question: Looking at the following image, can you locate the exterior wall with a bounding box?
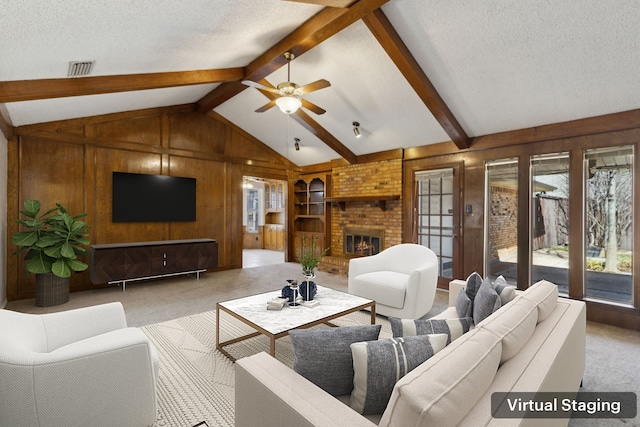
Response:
[488,185,518,261]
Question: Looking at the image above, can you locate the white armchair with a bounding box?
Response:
[0,302,159,427]
[348,243,438,319]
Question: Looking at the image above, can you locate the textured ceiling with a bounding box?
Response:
[1,0,639,166]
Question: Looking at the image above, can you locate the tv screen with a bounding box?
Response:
[112,172,196,222]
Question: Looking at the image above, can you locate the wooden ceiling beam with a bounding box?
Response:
[0,103,14,140]
[363,9,470,150]
[256,79,358,164]
[0,68,245,103]
[283,0,357,8]
[196,0,390,113]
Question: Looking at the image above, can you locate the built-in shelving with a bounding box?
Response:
[292,174,330,259]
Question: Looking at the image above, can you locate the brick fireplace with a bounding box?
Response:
[318,159,403,276]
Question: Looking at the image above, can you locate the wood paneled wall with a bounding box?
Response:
[6,105,289,301]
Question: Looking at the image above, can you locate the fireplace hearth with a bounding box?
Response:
[344,228,384,257]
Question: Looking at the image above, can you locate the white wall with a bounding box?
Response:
[0,131,7,307]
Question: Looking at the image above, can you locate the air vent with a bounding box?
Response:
[67,60,95,77]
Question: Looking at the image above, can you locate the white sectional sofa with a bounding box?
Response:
[235,279,586,427]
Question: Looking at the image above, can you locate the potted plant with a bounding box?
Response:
[297,235,329,277]
[11,199,91,306]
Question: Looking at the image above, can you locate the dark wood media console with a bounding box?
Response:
[90,238,218,290]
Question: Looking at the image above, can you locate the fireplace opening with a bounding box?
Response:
[344,228,384,257]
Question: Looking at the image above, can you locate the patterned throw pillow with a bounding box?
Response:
[350,334,448,415]
[289,324,382,396]
[455,272,483,317]
[493,275,517,305]
[473,277,502,324]
[388,316,473,344]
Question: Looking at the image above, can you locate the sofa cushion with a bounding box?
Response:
[379,328,502,427]
[352,272,408,309]
[473,278,502,324]
[350,334,448,415]
[389,316,472,344]
[289,324,382,396]
[493,275,517,305]
[479,296,538,363]
[521,280,558,322]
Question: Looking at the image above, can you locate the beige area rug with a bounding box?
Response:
[142,308,391,427]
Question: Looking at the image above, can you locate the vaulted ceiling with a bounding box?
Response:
[1,0,639,166]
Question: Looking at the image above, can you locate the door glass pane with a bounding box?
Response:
[246,189,259,233]
[416,168,454,280]
[531,153,570,294]
[485,159,518,285]
[584,147,633,303]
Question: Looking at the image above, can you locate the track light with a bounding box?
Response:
[353,121,361,138]
[294,138,300,151]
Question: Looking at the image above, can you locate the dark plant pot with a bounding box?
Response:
[35,272,69,307]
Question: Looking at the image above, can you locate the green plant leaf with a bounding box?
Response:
[60,242,76,259]
[22,199,41,218]
[43,245,63,259]
[51,259,71,278]
[11,230,39,247]
[65,258,88,272]
[36,234,62,248]
[26,252,53,274]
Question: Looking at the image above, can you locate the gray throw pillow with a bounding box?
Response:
[493,275,516,305]
[350,334,448,415]
[455,289,472,318]
[289,324,382,396]
[389,316,473,344]
[455,272,483,317]
[465,271,483,300]
[473,277,502,324]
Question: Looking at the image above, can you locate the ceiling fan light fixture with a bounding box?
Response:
[275,96,302,114]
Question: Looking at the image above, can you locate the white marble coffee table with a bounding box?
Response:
[216,285,376,361]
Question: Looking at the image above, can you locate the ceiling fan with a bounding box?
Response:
[242,52,331,115]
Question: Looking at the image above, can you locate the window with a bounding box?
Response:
[584,146,633,303]
[530,153,570,294]
[485,159,518,284]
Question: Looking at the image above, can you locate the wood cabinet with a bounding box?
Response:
[292,174,330,260]
[264,224,285,251]
[265,180,285,212]
[90,238,218,289]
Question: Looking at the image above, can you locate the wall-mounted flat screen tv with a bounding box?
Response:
[112,172,196,222]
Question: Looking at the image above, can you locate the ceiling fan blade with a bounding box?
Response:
[296,79,331,95]
[255,100,277,113]
[301,99,326,115]
[242,80,280,95]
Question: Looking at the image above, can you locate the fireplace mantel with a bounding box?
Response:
[324,195,400,211]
